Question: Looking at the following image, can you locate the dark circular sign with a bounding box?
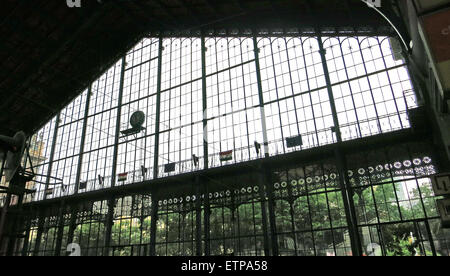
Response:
[130,111,145,128]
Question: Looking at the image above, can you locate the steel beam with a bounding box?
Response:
[252,34,278,255]
[20,212,32,256]
[53,200,66,256]
[153,37,164,179]
[263,168,279,256]
[257,163,271,256]
[149,190,159,256]
[195,176,202,256]
[0,192,11,255]
[203,178,210,256]
[65,205,78,256]
[252,34,270,157]
[32,209,46,256]
[317,34,363,256]
[0,155,7,250]
[102,198,115,256]
[201,35,209,169]
[43,113,61,201]
[110,57,127,188]
[5,191,25,256]
[74,86,92,194]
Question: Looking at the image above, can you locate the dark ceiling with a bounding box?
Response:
[0,0,398,137]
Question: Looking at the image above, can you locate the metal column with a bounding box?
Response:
[53,200,66,256]
[32,209,46,256]
[148,189,159,256]
[195,176,202,256]
[20,212,33,256]
[43,113,61,200]
[6,191,26,255]
[110,57,127,188]
[263,167,279,256]
[0,155,7,253]
[74,85,92,194]
[153,37,164,179]
[65,204,78,256]
[203,180,210,256]
[0,195,11,255]
[103,197,115,256]
[257,165,272,256]
[201,34,209,169]
[317,34,363,256]
[253,33,278,255]
[201,33,211,256]
[252,34,270,158]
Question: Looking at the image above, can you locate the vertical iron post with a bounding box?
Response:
[153,37,164,179]
[317,34,362,256]
[110,57,127,188]
[149,189,159,256]
[43,113,61,200]
[74,86,92,194]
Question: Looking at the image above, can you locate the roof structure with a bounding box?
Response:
[0,0,398,136]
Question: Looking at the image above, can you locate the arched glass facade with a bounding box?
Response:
[5,33,449,256]
[27,35,418,201]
